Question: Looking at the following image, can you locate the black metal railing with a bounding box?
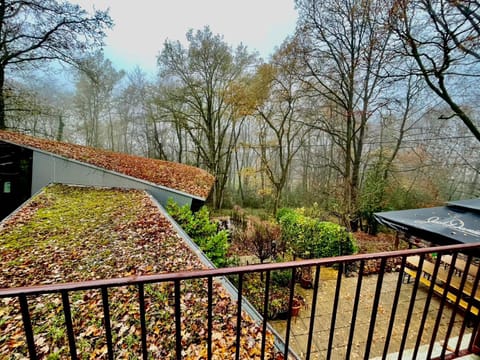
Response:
[1,242,480,359]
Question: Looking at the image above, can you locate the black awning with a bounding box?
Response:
[374,199,480,246]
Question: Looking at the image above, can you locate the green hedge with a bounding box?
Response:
[277,208,357,259]
[166,199,230,268]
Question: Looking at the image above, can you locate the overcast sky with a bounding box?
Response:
[71,0,298,74]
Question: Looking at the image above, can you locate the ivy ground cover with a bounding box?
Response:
[0,184,277,359]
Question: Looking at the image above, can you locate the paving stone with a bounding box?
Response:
[270,270,473,359]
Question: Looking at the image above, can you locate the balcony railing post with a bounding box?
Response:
[306,264,321,360]
[101,287,114,360]
[467,259,480,354]
[412,254,442,359]
[138,284,148,360]
[235,273,244,360]
[427,252,458,359]
[261,270,271,360]
[346,260,364,360]
[442,255,473,358]
[364,258,387,359]
[207,276,213,360]
[174,280,182,360]
[399,254,425,358]
[382,256,406,359]
[19,294,37,360]
[327,262,343,360]
[283,267,297,359]
[61,291,77,360]
[429,253,457,357]
[473,323,480,355]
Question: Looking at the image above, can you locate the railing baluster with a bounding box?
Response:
[174,280,182,360]
[61,291,77,360]
[364,258,387,359]
[261,270,271,360]
[398,254,425,359]
[382,257,406,360]
[327,263,343,360]
[19,294,37,360]
[235,273,244,360]
[466,256,480,353]
[138,284,148,360]
[101,287,114,360]
[207,276,213,360]
[412,254,442,359]
[441,254,472,358]
[427,252,458,359]
[458,254,477,353]
[2,243,480,359]
[306,265,321,360]
[346,261,364,359]
[283,267,296,359]
[470,310,480,354]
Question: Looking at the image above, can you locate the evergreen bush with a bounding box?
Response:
[166,199,230,267]
[277,208,357,259]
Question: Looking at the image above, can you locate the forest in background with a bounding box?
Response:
[2,0,480,233]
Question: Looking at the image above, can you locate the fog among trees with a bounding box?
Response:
[2,0,480,231]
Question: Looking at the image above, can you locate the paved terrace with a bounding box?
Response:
[271,268,476,360]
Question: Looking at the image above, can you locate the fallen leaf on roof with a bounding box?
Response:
[0,184,280,359]
[0,130,215,199]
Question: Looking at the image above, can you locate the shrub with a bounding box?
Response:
[241,273,299,319]
[275,209,296,247]
[271,268,293,287]
[231,205,247,231]
[166,199,230,268]
[277,207,357,259]
[240,217,282,263]
[195,230,230,268]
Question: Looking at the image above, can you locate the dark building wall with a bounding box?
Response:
[0,142,33,220]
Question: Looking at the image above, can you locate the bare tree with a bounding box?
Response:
[157,26,257,209]
[388,0,480,141]
[295,0,394,229]
[3,67,75,140]
[115,67,162,157]
[250,42,312,214]
[74,52,124,148]
[0,0,112,130]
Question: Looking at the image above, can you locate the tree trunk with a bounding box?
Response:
[235,148,245,204]
[273,186,282,215]
[56,115,65,141]
[0,66,5,130]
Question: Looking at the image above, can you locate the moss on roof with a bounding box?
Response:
[0,184,205,286]
[0,130,214,199]
[0,184,277,358]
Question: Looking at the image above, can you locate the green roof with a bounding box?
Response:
[0,130,214,199]
[0,184,206,287]
[0,184,277,358]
